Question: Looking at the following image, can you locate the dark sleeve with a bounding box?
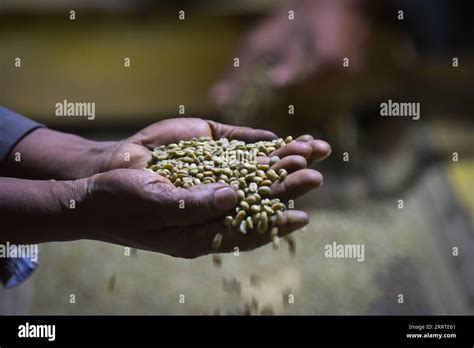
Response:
[0,257,39,289]
[0,106,42,288]
[0,106,44,162]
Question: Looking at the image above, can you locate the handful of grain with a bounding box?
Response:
[146,135,294,251]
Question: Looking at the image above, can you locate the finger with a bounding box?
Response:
[185,210,309,257]
[306,139,332,165]
[269,141,313,159]
[269,139,331,166]
[295,134,314,142]
[162,183,238,227]
[259,155,307,174]
[291,139,331,166]
[222,210,309,252]
[270,169,323,201]
[274,210,309,237]
[207,120,277,142]
[270,155,307,173]
[294,135,332,162]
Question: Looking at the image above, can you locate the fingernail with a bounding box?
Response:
[215,187,237,211]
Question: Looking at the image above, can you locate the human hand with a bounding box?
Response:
[1,116,330,257]
[90,118,331,257]
[2,116,330,184]
[78,168,313,258]
[211,0,369,106]
[106,117,331,173]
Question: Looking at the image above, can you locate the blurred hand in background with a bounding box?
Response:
[211,0,369,106]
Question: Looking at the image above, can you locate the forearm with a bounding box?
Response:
[0,177,88,244]
[0,128,116,180]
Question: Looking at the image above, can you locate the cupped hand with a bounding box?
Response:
[106,117,330,204]
[81,169,311,258]
[107,118,331,171]
[88,118,331,257]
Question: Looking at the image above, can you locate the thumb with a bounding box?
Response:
[163,184,238,227]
